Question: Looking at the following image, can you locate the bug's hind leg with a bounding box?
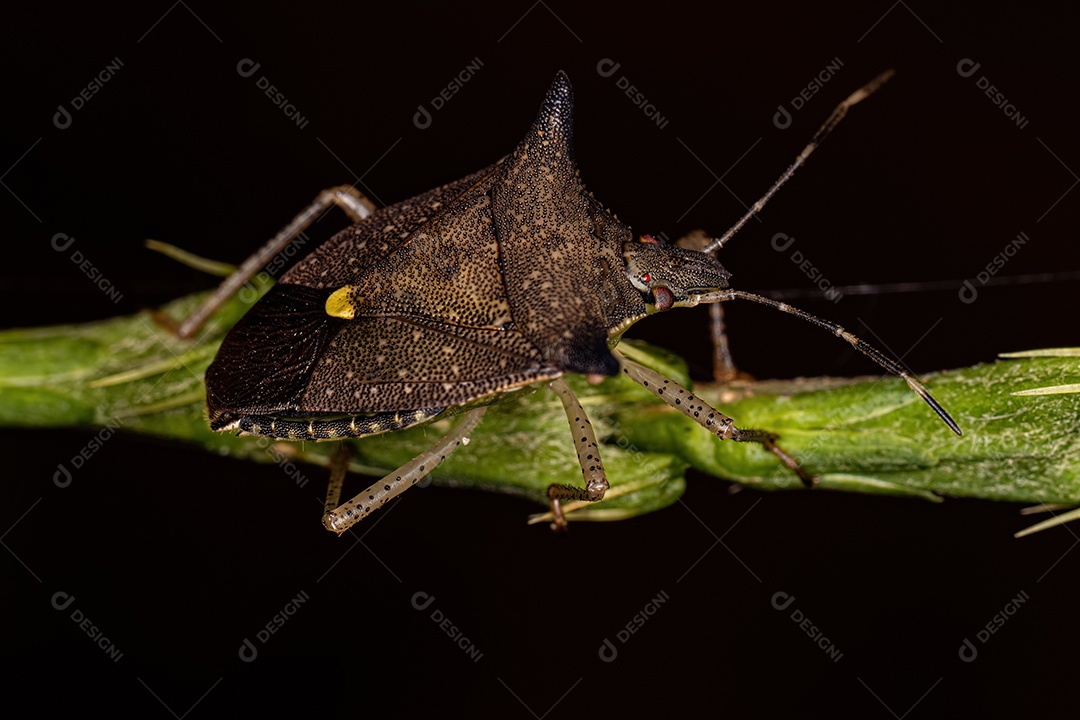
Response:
[321,407,488,535]
[617,352,815,487]
[545,378,609,530]
[161,185,375,339]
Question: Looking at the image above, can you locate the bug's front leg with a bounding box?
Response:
[709,304,739,384]
[675,231,739,384]
[322,407,487,535]
[545,378,609,530]
[617,352,815,487]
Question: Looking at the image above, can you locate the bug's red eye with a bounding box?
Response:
[641,273,651,284]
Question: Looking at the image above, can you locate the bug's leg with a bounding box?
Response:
[322,407,487,535]
[322,441,355,519]
[675,230,740,384]
[617,352,815,487]
[545,378,609,530]
[709,304,739,384]
[166,185,376,339]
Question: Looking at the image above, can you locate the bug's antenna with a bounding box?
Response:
[702,69,895,255]
[685,289,962,435]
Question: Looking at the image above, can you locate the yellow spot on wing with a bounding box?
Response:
[326,285,357,319]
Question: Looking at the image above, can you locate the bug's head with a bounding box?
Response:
[622,234,731,312]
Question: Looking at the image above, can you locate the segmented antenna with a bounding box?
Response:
[702,69,895,254]
[685,289,963,435]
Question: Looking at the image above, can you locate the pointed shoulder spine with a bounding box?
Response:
[532,71,575,150]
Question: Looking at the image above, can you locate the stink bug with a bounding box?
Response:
[175,71,960,533]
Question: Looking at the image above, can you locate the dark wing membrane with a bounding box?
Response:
[207,283,555,420]
[282,163,500,289]
[205,283,345,420]
[300,316,559,412]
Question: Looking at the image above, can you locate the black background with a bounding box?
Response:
[3,2,1079,717]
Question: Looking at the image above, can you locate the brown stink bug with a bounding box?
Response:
[174,71,960,533]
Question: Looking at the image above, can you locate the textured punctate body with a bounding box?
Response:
[194,69,956,532]
[205,73,652,439]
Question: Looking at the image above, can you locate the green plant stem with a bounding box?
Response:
[3,284,1078,526]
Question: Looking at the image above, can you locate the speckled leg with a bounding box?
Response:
[709,304,739,384]
[175,185,375,339]
[545,378,609,530]
[322,407,487,535]
[617,353,815,487]
[322,441,355,518]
